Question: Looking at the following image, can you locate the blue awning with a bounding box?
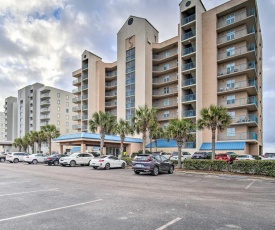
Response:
[145,139,178,148]
[200,142,245,150]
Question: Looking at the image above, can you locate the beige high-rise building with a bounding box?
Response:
[72,0,263,155]
[4,96,18,141]
[0,112,5,141]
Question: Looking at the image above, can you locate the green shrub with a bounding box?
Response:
[122,157,132,166]
[184,159,228,171]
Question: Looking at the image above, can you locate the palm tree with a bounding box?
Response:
[37,131,47,153]
[151,126,164,152]
[28,131,39,154]
[113,118,134,159]
[22,134,31,153]
[13,138,23,152]
[89,111,116,156]
[132,104,157,154]
[197,105,232,160]
[166,118,195,169]
[41,125,60,154]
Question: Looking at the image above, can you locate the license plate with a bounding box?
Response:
[135,164,144,167]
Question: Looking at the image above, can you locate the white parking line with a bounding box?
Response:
[0,188,59,197]
[245,180,256,189]
[0,199,103,222]
[156,217,182,230]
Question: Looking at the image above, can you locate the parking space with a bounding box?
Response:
[0,162,274,230]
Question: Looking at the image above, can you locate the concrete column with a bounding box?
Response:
[81,143,86,153]
[102,147,106,155]
[59,144,63,154]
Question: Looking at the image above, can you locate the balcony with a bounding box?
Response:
[182,78,196,88]
[82,63,88,70]
[152,49,178,63]
[182,110,196,118]
[231,114,258,127]
[72,115,81,121]
[182,94,196,103]
[182,46,196,57]
[40,122,49,126]
[218,96,258,111]
[182,62,196,72]
[105,91,117,98]
[218,61,257,79]
[82,84,88,91]
[82,94,88,100]
[105,101,117,108]
[72,87,81,94]
[73,78,81,86]
[72,97,81,103]
[217,27,256,48]
[40,108,50,113]
[82,115,88,120]
[105,81,117,89]
[82,105,88,110]
[152,99,178,109]
[218,132,258,142]
[40,115,50,120]
[82,73,88,81]
[41,93,50,98]
[72,106,81,112]
[106,71,117,80]
[218,79,258,95]
[182,30,196,43]
[40,100,50,106]
[152,87,178,98]
[153,73,178,87]
[106,110,117,117]
[157,112,178,121]
[217,9,256,32]
[82,125,88,130]
[152,62,178,76]
[182,142,196,149]
[181,14,196,26]
[72,124,81,130]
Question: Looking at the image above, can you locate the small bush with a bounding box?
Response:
[122,157,132,166]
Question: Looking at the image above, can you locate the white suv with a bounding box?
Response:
[59,153,94,167]
[6,152,29,163]
[23,153,48,164]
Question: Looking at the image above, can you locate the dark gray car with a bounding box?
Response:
[132,154,174,176]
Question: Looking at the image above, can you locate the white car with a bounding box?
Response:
[170,152,192,162]
[261,153,275,160]
[59,153,94,167]
[90,155,127,170]
[23,153,48,164]
[235,155,255,161]
[6,152,29,163]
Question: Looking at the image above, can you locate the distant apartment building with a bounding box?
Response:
[0,112,4,141]
[4,96,18,141]
[71,0,263,155]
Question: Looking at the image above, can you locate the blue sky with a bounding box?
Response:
[0,0,274,152]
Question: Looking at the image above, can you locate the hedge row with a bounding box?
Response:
[184,159,275,177]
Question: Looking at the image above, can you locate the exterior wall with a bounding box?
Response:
[4,96,18,141]
[0,112,5,141]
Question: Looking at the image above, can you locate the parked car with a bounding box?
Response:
[215,153,235,163]
[170,151,192,162]
[23,153,48,164]
[59,153,94,167]
[0,152,6,162]
[6,152,29,163]
[132,154,174,176]
[44,154,67,166]
[152,151,171,159]
[235,155,255,161]
[90,155,126,169]
[191,152,211,159]
[261,153,275,160]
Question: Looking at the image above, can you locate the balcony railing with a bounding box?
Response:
[105,101,117,107]
[72,124,81,130]
[72,97,81,103]
[218,61,256,76]
[182,78,196,87]
[40,115,50,119]
[182,94,196,102]
[157,113,178,120]
[153,100,177,108]
[218,96,258,108]
[82,115,88,120]
[73,79,81,85]
[182,110,196,117]
[153,87,178,96]
[182,62,196,71]
[72,87,81,93]
[217,26,256,45]
[40,122,49,126]
[82,63,88,70]
[153,62,178,72]
[182,14,196,25]
[218,79,257,92]
[152,49,178,60]
[82,105,88,110]
[218,132,258,141]
[40,108,50,112]
[182,46,196,56]
[231,114,258,124]
[217,8,256,29]
[183,142,196,149]
[106,110,117,116]
[82,94,88,100]
[82,84,88,90]
[72,115,81,121]
[106,81,117,87]
[106,71,117,78]
[218,44,256,60]
[41,100,50,105]
[105,91,117,97]
[153,74,178,84]
[182,30,196,41]
[41,93,50,98]
[72,106,81,112]
[82,74,88,80]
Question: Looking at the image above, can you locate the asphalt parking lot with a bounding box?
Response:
[0,162,274,230]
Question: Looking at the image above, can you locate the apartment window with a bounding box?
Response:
[164,63,169,70]
[66,115,69,120]
[126,60,135,73]
[164,87,169,94]
[126,84,135,97]
[227,95,236,105]
[57,114,60,118]
[66,102,69,107]
[66,108,69,113]
[226,31,235,41]
[66,95,69,100]
[226,47,235,57]
[57,100,60,104]
[126,72,135,85]
[126,48,135,62]
[126,97,135,108]
[227,111,235,119]
[57,93,60,98]
[164,75,170,82]
[58,107,60,111]
[163,122,169,129]
[226,14,235,25]
[227,128,235,137]
[226,63,235,74]
[66,122,69,127]
[164,111,170,118]
[226,79,235,90]
[164,98,170,106]
[57,121,60,125]
[164,51,170,58]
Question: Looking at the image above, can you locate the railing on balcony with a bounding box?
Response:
[218,78,257,92]
[106,71,117,78]
[106,110,117,116]
[106,81,117,87]
[152,49,178,60]
[73,79,81,85]
[217,26,256,45]
[82,115,88,120]
[218,44,256,60]
[72,124,81,130]
[82,105,88,110]
[105,101,117,107]
[153,100,178,108]
[105,91,117,97]
[41,100,50,105]
[82,74,88,80]
[218,132,258,141]
[182,94,196,102]
[219,96,258,108]
[40,115,50,119]
[82,63,88,70]
[182,30,196,41]
[182,46,196,56]
[153,62,178,72]
[182,62,196,71]
[218,61,257,76]
[183,142,196,149]
[82,84,88,90]
[231,114,258,124]
[40,122,49,126]
[72,88,81,93]
[157,113,178,120]
[153,74,178,84]
[217,8,256,29]
[153,87,178,96]
[182,78,196,87]
[82,94,88,100]
[72,97,81,103]
[72,115,81,121]
[41,93,50,98]
[182,14,196,25]
[40,108,50,112]
[72,106,81,112]
[182,110,196,117]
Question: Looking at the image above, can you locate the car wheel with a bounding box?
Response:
[105,163,110,170]
[13,158,19,163]
[121,162,126,169]
[48,163,52,166]
[32,159,38,164]
[70,160,76,167]
[134,170,140,174]
[152,166,159,176]
[168,166,174,174]
[53,160,59,166]
[93,166,98,169]
[0,158,5,163]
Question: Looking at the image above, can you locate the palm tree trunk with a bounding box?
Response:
[212,129,216,160]
[19,146,22,152]
[48,137,51,155]
[38,142,41,153]
[100,133,105,156]
[177,141,183,169]
[142,131,146,154]
[119,137,124,160]
[154,139,157,152]
[150,136,152,154]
